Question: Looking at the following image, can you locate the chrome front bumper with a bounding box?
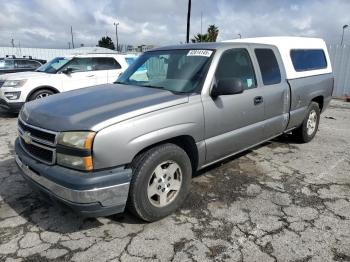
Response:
[14,138,132,217]
[16,155,130,207]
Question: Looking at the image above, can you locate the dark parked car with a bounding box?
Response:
[0,56,46,75]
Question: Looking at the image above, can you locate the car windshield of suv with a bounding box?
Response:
[116,49,213,93]
[35,57,71,74]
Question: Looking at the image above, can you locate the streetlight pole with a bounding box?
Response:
[70,26,75,49]
[341,24,348,46]
[114,22,119,52]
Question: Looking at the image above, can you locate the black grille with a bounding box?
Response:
[18,120,56,144]
[20,137,54,163]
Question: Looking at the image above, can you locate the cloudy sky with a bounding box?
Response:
[0,0,349,49]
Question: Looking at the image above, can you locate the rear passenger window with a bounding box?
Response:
[93,58,121,70]
[16,60,41,69]
[290,49,327,71]
[215,48,256,90]
[255,49,281,85]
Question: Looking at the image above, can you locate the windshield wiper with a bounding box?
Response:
[140,84,165,90]
[141,85,188,95]
[114,82,187,94]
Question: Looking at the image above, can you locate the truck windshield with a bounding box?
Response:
[35,57,71,74]
[116,49,213,93]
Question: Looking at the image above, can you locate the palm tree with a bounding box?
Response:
[191,25,219,43]
[207,25,219,42]
[191,33,209,43]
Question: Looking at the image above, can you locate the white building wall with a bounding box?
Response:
[0,46,118,61]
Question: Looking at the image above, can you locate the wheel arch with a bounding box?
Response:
[130,135,199,174]
[26,86,60,101]
[311,95,324,112]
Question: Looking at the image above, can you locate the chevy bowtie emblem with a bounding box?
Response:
[23,131,32,144]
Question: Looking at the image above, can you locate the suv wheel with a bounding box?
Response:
[293,102,320,143]
[127,143,192,222]
[28,89,54,101]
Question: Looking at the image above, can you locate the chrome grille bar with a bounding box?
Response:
[17,117,58,165]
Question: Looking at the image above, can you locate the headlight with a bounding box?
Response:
[57,154,93,171]
[3,80,27,88]
[58,131,95,149]
[57,131,95,171]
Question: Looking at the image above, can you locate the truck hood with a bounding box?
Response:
[20,84,189,131]
[0,71,49,80]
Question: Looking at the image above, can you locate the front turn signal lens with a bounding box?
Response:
[83,156,94,171]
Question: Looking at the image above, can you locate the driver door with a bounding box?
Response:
[202,48,265,163]
[60,57,97,91]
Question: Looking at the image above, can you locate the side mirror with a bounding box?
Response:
[211,77,244,97]
[62,67,73,74]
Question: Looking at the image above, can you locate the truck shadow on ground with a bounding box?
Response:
[0,135,299,235]
[0,109,18,119]
[0,157,147,235]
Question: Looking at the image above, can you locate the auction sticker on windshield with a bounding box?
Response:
[187,50,213,57]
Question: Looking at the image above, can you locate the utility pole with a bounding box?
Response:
[186,0,191,43]
[114,22,119,52]
[11,39,15,47]
[68,42,71,49]
[341,24,348,46]
[70,26,75,49]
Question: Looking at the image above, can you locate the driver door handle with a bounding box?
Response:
[254,96,263,105]
[86,74,95,77]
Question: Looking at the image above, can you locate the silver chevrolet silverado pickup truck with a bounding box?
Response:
[15,37,333,221]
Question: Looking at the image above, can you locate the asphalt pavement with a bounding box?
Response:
[0,100,349,262]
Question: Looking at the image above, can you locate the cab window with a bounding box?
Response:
[215,49,256,90]
[255,49,281,85]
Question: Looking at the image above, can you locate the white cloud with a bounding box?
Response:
[0,0,349,48]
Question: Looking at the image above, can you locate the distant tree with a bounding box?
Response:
[97,36,115,50]
[191,24,219,43]
[191,33,209,43]
[207,24,219,42]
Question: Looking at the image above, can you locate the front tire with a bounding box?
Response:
[127,143,192,222]
[293,102,320,143]
[28,89,54,101]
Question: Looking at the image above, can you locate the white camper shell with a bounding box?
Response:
[223,37,332,80]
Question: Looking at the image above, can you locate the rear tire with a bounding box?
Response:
[127,143,192,222]
[28,89,55,101]
[293,102,320,143]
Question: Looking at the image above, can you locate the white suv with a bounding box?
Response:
[0,53,130,112]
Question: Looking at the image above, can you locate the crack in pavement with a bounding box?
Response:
[1,101,350,261]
